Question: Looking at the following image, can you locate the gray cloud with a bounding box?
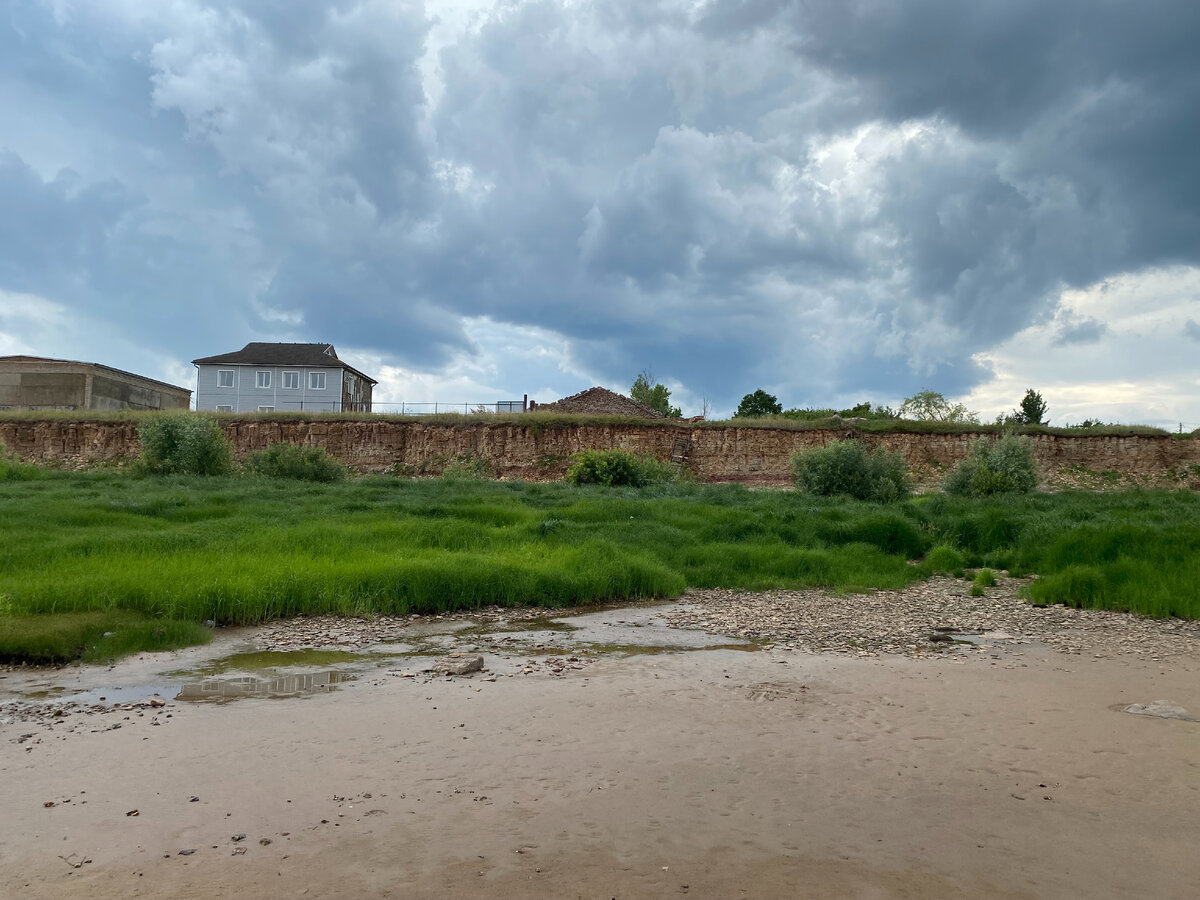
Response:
[1,0,1197,412]
[1184,320,1200,343]
[1053,313,1109,346]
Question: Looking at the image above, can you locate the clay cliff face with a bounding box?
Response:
[2,419,1197,487]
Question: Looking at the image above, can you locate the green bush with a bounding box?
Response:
[790,440,910,502]
[246,442,347,482]
[943,433,1038,497]
[138,414,233,476]
[565,449,676,487]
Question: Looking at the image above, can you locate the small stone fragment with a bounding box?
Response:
[431,655,485,676]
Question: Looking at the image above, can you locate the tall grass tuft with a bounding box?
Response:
[246,442,347,482]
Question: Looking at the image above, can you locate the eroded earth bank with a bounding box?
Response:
[3,581,1199,900]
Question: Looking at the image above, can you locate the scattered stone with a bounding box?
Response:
[126,809,139,817]
[231,833,246,843]
[663,578,1200,661]
[430,655,485,676]
[178,849,196,856]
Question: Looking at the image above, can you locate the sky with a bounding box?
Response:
[1,0,1198,426]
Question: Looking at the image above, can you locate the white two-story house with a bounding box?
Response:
[192,343,376,413]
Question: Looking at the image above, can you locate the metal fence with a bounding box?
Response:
[368,401,529,415]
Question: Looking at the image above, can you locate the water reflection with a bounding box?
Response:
[177,671,354,702]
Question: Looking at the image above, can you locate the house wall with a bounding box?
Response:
[194,365,345,412]
[90,374,190,411]
[0,372,87,409]
[341,370,372,412]
[0,361,189,411]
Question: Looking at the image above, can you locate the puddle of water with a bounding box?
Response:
[177,671,355,703]
[170,648,375,677]
[458,616,581,636]
[16,683,177,706]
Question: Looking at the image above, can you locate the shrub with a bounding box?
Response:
[943,433,1038,497]
[246,442,347,482]
[138,413,233,476]
[790,440,911,502]
[565,449,677,487]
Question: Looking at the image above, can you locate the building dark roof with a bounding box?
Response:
[192,343,377,384]
[0,355,191,395]
[533,386,665,418]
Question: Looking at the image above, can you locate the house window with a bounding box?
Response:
[256,371,272,389]
[309,372,327,390]
[218,369,235,388]
[216,405,233,412]
[282,371,300,390]
[258,406,274,413]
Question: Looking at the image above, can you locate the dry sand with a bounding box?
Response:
[2,600,1199,900]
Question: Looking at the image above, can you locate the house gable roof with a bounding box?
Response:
[192,343,377,384]
[536,386,666,418]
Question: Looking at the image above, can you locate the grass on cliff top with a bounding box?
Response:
[2,471,1200,664]
[0,408,1188,438]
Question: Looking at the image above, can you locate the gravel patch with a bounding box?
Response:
[664,576,1200,660]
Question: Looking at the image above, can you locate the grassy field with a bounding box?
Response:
[2,471,1199,663]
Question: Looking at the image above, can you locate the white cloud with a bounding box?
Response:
[967,266,1200,427]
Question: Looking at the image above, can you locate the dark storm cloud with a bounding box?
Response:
[2,0,1198,411]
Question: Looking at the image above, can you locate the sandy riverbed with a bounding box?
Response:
[2,599,1199,900]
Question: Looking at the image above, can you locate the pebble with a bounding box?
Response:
[663,576,1200,660]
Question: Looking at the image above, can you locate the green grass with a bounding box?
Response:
[2,471,1199,664]
[1,408,1187,438]
[0,611,211,665]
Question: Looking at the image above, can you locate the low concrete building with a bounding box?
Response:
[0,356,192,411]
[529,387,666,418]
[192,342,376,413]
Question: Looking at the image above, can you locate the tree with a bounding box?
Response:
[630,369,681,417]
[1016,388,1049,426]
[734,389,782,418]
[899,390,980,424]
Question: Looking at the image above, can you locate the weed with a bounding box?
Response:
[246,442,347,482]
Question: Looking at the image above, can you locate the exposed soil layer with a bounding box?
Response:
[4,417,1199,486]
